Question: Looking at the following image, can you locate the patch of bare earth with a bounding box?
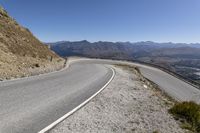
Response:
[50,65,185,133]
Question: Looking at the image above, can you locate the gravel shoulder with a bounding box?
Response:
[50,64,185,133]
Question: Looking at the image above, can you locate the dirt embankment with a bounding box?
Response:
[0,7,65,80]
[50,64,185,133]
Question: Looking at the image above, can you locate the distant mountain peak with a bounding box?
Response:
[79,40,90,43]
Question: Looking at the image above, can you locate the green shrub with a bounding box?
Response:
[153,131,159,133]
[34,63,40,67]
[169,101,200,132]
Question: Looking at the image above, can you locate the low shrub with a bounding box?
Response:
[34,63,40,67]
[169,101,200,132]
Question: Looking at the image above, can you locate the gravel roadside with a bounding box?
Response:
[50,65,185,133]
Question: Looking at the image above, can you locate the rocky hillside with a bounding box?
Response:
[0,7,64,80]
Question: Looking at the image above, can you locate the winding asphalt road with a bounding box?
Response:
[0,61,113,133]
[138,65,200,103]
[81,59,200,103]
[1,59,200,133]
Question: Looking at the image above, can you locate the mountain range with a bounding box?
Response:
[48,40,200,85]
[48,40,200,59]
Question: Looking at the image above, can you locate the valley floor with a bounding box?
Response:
[50,65,185,133]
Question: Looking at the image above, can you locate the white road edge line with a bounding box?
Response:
[38,66,115,133]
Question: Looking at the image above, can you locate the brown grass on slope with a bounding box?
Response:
[0,7,64,80]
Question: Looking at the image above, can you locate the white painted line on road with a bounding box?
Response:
[38,67,115,133]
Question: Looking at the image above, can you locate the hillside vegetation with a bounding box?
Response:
[0,7,64,80]
[169,101,200,132]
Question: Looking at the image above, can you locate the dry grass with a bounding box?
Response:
[0,6,64,80]
[114,64,140,74]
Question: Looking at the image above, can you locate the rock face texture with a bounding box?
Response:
[0,7,64,80]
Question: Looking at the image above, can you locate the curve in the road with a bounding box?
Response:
[38,66,115,133]
[0,61,114,133]
[77,59,200,104]
[1,58,200,133]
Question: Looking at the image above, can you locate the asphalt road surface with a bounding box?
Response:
[81,59,200,103]
[1,59,200,133]
[0,61,113,133]
[138,64,200,103]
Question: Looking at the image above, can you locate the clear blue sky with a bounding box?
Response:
[1,0,200,43]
